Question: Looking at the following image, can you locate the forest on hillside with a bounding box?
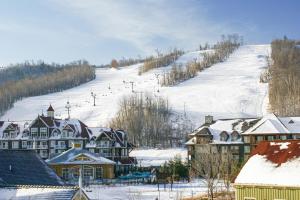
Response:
[161,34,243,86]
[109,94,193,147]
[269,37,300,116]
[0,60,95,115]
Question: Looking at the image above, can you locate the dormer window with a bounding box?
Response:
[220,131,229,141]
[231,131,240,141]
[289,120,294,124]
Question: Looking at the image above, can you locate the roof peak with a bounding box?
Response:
[47,104,54,112]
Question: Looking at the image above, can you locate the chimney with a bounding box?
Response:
[205,115,213,124]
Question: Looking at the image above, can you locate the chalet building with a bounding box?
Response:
[86,128,136,176]
[242,113,300,159]
[186,114,300,174]
[47,145,115,182]
[0,121,22,150]
[0,105,92,159]
[185,116,259,173]
[0,105,136,177]
[0,149,89,200]
[234,140,300,200]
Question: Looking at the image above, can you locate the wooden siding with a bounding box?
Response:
[235,184,300,200]
[50,164,115,179]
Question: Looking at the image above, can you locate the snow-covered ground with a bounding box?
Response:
[130,148,187,167]
[1,45,270,127]
[83,180,224,200]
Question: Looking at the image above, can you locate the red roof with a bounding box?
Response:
[47,104,54,112]
[251,140,300,165]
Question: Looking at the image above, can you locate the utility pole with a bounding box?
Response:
[123,80,134,93]
[65,100,71,119]
[91,92,96,106]
[155,74,160,92]
[129,81,134,93]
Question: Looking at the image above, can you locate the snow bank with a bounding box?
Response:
[130,148,187,167]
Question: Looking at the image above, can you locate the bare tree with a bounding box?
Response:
[194,145,222,200]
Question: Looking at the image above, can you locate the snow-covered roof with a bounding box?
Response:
[187,118,257,144]
[130,148,187,167]
[235,140,300,187]
[243,113,290,135]
[0,187,82,200]
[47,147,115,165]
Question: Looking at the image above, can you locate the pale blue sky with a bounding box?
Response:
[0,0,299,66]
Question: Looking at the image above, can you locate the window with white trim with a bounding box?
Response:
[83,166,93,179]
[244,146,251,153]
[40,128,47,139]
[31,128,38,138]
[12,141,19,149]
[22,141,27,148]
[95,167,103,179]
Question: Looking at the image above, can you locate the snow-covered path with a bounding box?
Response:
[1,45,270,127]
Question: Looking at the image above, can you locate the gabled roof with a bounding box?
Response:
[235,140,300,187]
[47,148,115,165]
[243,113,290,134]
[0,150,64,186]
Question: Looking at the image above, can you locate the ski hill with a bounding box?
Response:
[0,45,270,128]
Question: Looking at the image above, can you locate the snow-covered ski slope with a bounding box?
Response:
[1,45,270,127]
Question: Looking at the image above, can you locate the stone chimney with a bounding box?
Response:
[205,115,213,124]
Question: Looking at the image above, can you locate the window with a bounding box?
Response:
[220,131,228,141]
[41,141,47,148]
[50,149,55,155]
[95,167,103,179]
[222,146,228,153]
[83,166,94,179]
[3,132,8,138]
[12,141,19,149]
[280,135,287,140]
[58,141,65,148]
[68,140,74,147]
[9,131,16,138]
[244,146,250,153]
[243,136,250,143]
[231,131,239,141]
[62,130,68,138]
[233,155,240,160]
[22,141,27,148]
[267,136,274,141]
[40,128,47,139]
[62,168,69,180]
[256,136,264,142]
[244,198,256,200]
[50,140,55,147]
[31,128,38,138]
[1,142,8,149]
